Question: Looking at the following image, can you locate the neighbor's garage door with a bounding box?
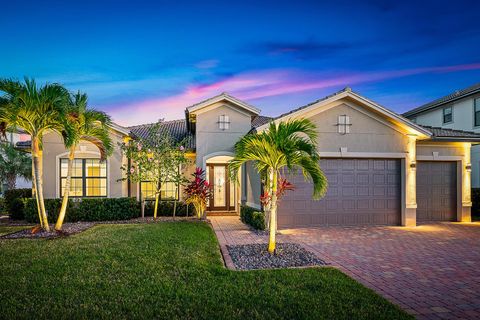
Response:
[417,161,457,222]
[278,158,401,228]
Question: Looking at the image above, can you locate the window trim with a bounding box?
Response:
[59,158,108,198]
[474,98,480,127]
[218,114,230,130]
[442,106,453,124]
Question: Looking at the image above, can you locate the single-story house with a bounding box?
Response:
[22,88,480,228]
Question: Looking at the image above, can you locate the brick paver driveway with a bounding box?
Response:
[211,217,480,319]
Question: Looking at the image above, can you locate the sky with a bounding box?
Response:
[1,0,480,126]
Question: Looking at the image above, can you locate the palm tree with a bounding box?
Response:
[229,119,328,254]
[55,92,113,231]
[0,141,32,190]
[0,78,70,231]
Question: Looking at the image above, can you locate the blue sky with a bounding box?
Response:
[1,0,480,125]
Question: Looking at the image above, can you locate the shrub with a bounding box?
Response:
[240,205,266,230]
[143,200,193,217]
[0,197,5,214]
[23,197,140,223]
[4,188,32,219]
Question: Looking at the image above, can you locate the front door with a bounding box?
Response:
[207,164,235,211]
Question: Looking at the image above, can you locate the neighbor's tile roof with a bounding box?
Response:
[418,125,480,140]
[403,83,480,117]
[128,119,195,149]
[251,115,273,128]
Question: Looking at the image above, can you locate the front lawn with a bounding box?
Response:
[0,222,411,319]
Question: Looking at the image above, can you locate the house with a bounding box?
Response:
[403,83,480,188]
[27,88,480,228]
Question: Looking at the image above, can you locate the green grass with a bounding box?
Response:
[0,222,411,319]
[0,225,31,236]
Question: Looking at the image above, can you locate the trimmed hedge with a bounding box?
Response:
[23,197,140,223]
[143,200,194,217]
[240,205,266,230]
[4,188,32,220]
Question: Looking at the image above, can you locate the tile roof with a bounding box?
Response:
[418,125,480,140]
[128,119,195,149]
[403,82,480,117]
[251,115,273,128]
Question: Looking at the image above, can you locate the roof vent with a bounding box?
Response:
[344,87,352,92]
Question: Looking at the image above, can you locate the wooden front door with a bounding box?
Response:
[207,164,235,211]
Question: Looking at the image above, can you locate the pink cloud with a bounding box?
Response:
[109,62,480,126]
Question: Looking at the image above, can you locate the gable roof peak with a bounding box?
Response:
[186,92,260,115]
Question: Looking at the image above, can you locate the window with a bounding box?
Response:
[475,98,480,127]
[443,106,453,124]
[140,181,178,200]
[411,117,417,124]
[60,159,107,197]
[218,115,230,130]
[337,115,351,134]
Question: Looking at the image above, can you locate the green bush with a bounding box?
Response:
[240,205,266,230]
[143,200,193,217]
[23,197,140,223]
[0,197,5,215]
[4,188,32,219]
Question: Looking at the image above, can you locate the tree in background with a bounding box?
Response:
[229,119,328,254]
[0,78,70,231]
[120,122,187,219]
[164,145,190,219]
[0,142,31,190]
[55,92,113,231]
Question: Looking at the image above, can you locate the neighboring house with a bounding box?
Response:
[403,83,480,188]
[20,89,480,228]
[1,130,31,192]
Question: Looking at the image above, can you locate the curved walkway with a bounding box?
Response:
[210,216,480,320]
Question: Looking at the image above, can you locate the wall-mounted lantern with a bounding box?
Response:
[466,163,472,172]
[410,161,416,170]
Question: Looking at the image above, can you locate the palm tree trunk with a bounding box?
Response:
[32,138,49,231]
[55,147,74,230]
[6,174,16,190]
[268,169,278,254]
[31,156,43,228]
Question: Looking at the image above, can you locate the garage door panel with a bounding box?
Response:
[278,158,401,228]
[417,161,456,222]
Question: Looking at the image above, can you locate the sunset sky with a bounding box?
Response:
[2,0,480,126]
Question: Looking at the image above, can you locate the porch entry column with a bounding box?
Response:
[460,143,472,222]
[403,135,417,226]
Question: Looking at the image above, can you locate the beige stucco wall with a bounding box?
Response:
[42,130,128,199]
[244,161,262,209]
[309,102,409,153]
[194,101,254,168]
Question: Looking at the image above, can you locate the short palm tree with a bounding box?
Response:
[229,119,328,254]
[0,141,32,190]
[0,78,70,231]
[55,92,113,231]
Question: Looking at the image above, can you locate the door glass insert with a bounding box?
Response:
[214,166,226,207]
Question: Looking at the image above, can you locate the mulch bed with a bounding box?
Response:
[1,222,95,239]
[0,217,202,239]
[227,243,328,270]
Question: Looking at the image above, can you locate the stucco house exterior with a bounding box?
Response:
[27,88,480,228]
[403,83,480,188]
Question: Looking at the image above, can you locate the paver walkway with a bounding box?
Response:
[210,216,480,320]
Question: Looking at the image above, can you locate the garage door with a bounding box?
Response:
[278,158,401,228]
[417,161,457,222]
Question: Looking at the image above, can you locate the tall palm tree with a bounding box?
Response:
[229,119,328,254]
[55,92,113,231]
[0,78,70,231]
